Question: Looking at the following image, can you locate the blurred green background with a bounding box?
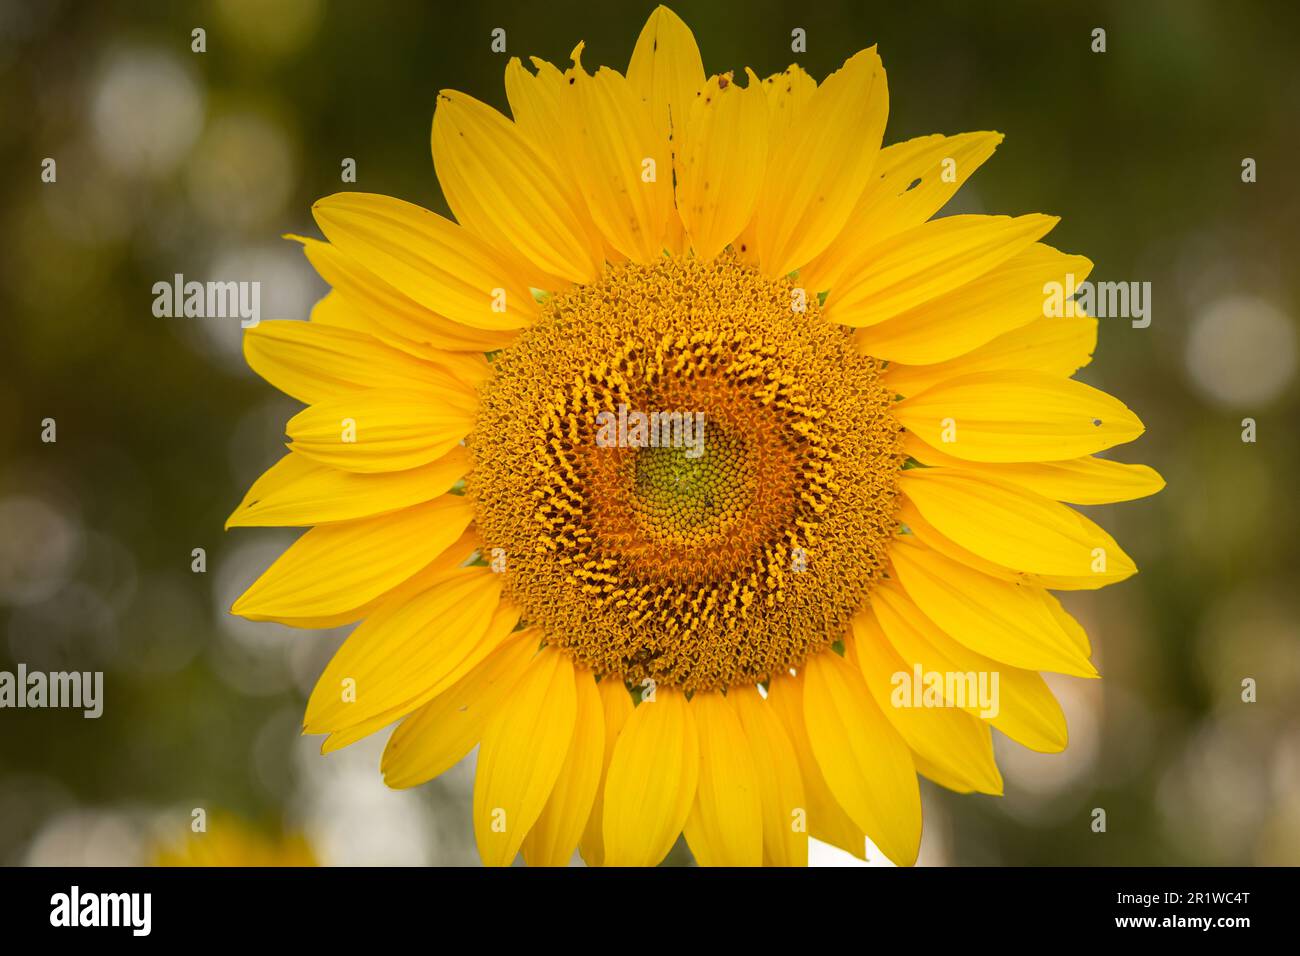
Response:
[1,0,1297,865]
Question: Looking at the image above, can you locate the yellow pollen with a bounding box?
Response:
[469,252,904,693]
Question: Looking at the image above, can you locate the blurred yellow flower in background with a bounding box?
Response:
[152,817,316,867]
[229,5,1162,867]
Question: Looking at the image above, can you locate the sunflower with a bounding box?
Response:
[229,5,1163,867]
[152,817,317,867]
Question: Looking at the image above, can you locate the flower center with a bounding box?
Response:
[470,253,903,693]
[632,431,750,541]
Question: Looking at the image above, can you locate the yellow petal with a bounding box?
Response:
[909,755,975,794]
[505,59,584,202]
[888,536,1098,677]
[297,237,517,352]
[504,57,621,263]
[305,272,510,358]
[474,648,577,866]
[244,320,468,405]
[627,6,703,256]
[227,447,469,529]
[382,628,541,789]
[505,55,569,153]
[730,686,807,866]
[872,580,1068,752]
[675,70,769,261]
[760,64,817,137]
[895,370,1145,463]
[899,493,1116,601]
[522,669,605,867]
[286,388,475,473]
[802,131,1005,292]
[682,692,763,866]
[312,192,536,332]
[801,651,922,866]
[231,496,474,624]
[765,672,866,859]
[262,528,478,632]
[826,213,1057,328]
[854,244,1092,365]
[320,598,521,754]
[885,314,1098,396]
[570,65,675,262]
[578,678,635,867]
[432,89,603,286]
[304,568,503,735]
[850,610,1003,795]
[750,48,888,276]
[1044,590,1092,658]
[902,436,1165,505]
[896,492,1044,585]
[732,64,815,267]
[627,5,705,149]
[862,131,1000,235]
[899,468,1137,584]
[602,688,699,866]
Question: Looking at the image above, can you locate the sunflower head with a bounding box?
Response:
[471,251,904,694]
[230,4,1163,868]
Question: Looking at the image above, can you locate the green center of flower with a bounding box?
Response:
[632,431,750,542]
